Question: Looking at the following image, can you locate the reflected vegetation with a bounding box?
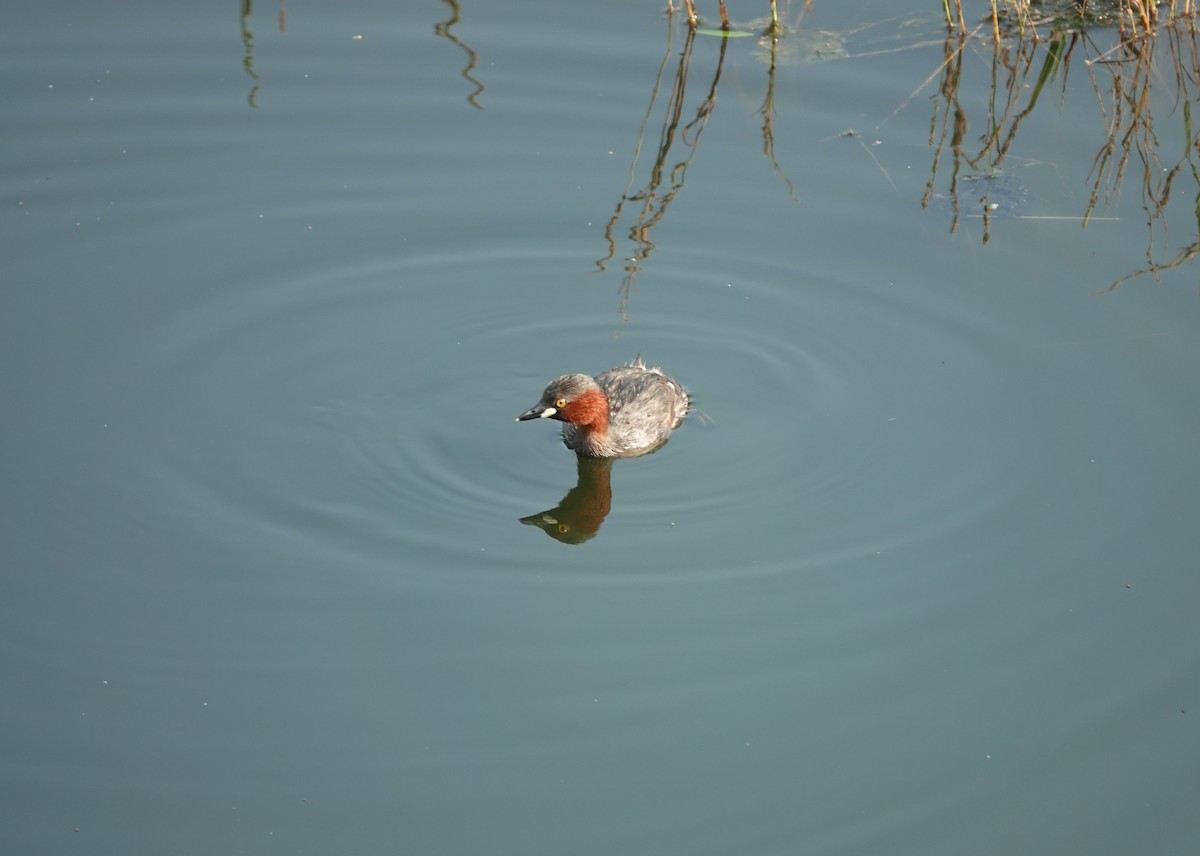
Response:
[597,1,1200,301]
[596,7,809,318]
[921,2,1200,290]
[239,0,260,109]
[593,21,706,317]
[233,1,1200,294]
[917,26,1072,245]
[434,0,485,110]
[240,0,287,108]
[520,457,614,545]
[1084,21,1200,291]
[239,1,485,111]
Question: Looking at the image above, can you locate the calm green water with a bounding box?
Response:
[3,1,1198,854]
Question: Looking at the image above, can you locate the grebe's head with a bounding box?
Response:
[516,374,607,426]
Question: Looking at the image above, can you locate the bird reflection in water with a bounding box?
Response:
[519,457,614,545]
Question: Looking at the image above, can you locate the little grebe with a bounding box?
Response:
[517,356,689,458]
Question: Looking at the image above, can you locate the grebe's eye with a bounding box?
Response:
[555,398,568,408]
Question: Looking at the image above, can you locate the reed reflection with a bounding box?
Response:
[239,0,287,108]
[240,0,260,109]
[920,6,1200,289]
[434,0,485,110]
[596,9,800,318]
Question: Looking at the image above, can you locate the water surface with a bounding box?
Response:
[2,2,1198,854]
